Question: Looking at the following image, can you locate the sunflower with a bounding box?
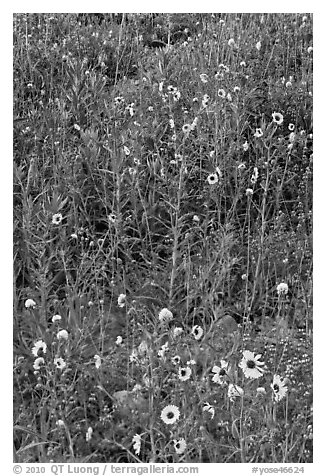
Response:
[239,350,264,379]
[161,405,180,425]
[272,112,284,125]
[174,438,187,454]
[212,360,229,385]
[178,366,192,381]
[271,375,288,402]
[207,173,219,185]
[191,325,204,340]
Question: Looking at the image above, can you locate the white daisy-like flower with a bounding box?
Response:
[272,112,284,125]
[288,123,295,131]
[171,355,181,366]
[25,298,36,309]
[200,73,208,83]
[33,357,45,371]
[239,350,265,379]
[161,405,180,425]
[207,173,219,185]
[271,375,288,402]
[32,340,47,357]
[173,90,181,102]
[238,163,246,170]
[227,92,232,102]
[285,81,292,88]
[174,438,187,454]
[289,132,296,143]
[57,329,69,341]
[178,366,192,381]
[193,215,200,223]
[187,359,196,366]
[132,434,141,455]
[240,61,246,67]
[116,335,123,346]
[277,282,289,296]
[228,38,235,47]
[203,402,215,419]
[74,123,81,131]
[246,188,254,196]
[218,88,226,98]
[114,96,124,106]
[52,314,62,323]
[94,354,101,369]
[228,383,244,401]
[202,94,210,107]
[54,357,66,370]
[56,419,65,427]
[169,118,175,129]
[253,128,263,138]
[307,46,313,54]
[256,387,267,396]
[256,41,262,51]
[242,141,249,152]
[212,360,229,385]
[191,325,204,340]
[123,145,130,156]
[86,427,93,442]
[52,213,63,225]
[158,308,173,323]
[108,213,116,223]
[234,86,240,93]
[182,124,192,134]
[117,293,126,308]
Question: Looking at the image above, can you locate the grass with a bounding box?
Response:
[13,12,313,463]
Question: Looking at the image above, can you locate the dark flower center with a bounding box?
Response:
[273,384,280,392]
[247,360,256,369]
[219,369,226,376]
[167,412,174,419]
[181,370,186,376]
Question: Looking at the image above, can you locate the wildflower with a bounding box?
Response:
[240,61,246,67]
[117,293,126,308]
[227,92,232,102]
[132,434,141,455]
[193,215,200,223]
[54,357,66,370]
[56,420,65,427]
[126,103,135,116]
[73,124,81,131]
[182,124,192,134]
[215,166,222,177]
[178,366,192,381]
[116,335,123,346]
[202,94,210,107]
[70,233,78,239]
[123,145,130,156]
[52,314,62,323]
[288,123,295,131]
[207,173,219,185]
[173,90,181,102]
[251,167,259,184]
[133,158,141,166]
[307,46,313,54]
[114,96,124,106]
[33,357,45,371]
[285,81,292,88]
[212,360,229,385]
[239,350,265,379]
[172,327,183,338]
[160,405,180,425]
[174,438,187,455]
[25,298,36,309]
[253,128,263,138]
[256,387,267,396]
[190,117,198,130]
[158,308,173,323]
[289,132,296,143]
[148,106,154,112]
[277,282,289,296]
[171,355,181,365]
[238,163,246,170]
[272,112,284,125]
[57,329,69,341]
[167,85,176,93]
[94,354,101,369]
[158,341,169,359]
[200,73,208,83]
[187,359,196,365]
[234,86,240,93]
[108,213,116,223]
[32,340,47,357]
[169,118,175,129]
[256,41,262,51]
[219,63,229,73]
[130,349,138,363]
[88,301,94,307]
[246,188,254,196]
[228,383,244,401]
[271,375,288,402]
[218,88,226,98]
[52,213,63,225]
[86,427,93,442]
[242,141,249,151]
[203,402,215,419]
[191,325,204,340]
[228,38,235,47]
[241,273,247,280]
